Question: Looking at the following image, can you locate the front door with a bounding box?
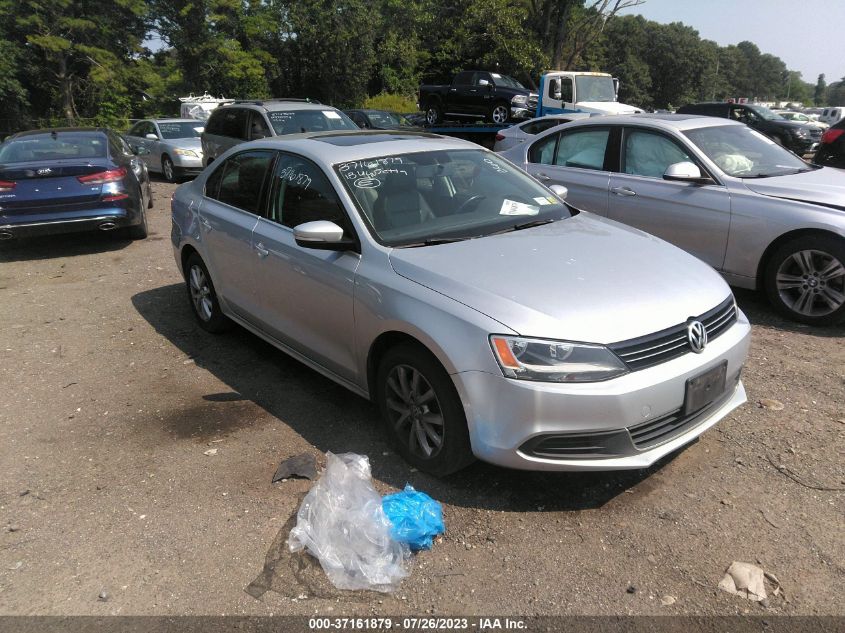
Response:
[251,152,360,381]
[606,127,731,269]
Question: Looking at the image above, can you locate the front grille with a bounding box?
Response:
[809,127,822,139]
[519,429,630,459]
[627,372,740,449]
[609,297,737,371]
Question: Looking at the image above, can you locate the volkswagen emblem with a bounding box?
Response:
[687,320,707,353]
[37,168,52,176]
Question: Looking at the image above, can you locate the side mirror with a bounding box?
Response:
[549,184,568,200]
[478,79,490,87]
[145,133,158,140]
[663,161,711,184]
[293,220,357,251]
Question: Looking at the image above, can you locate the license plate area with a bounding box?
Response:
[684,361,728,416]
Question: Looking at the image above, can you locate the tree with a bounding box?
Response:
[814,74,827,106]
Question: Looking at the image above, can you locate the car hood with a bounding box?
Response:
[742,168,845,209]
[163,137,203,152]
[578,102,643,115]
[388,214,732,344]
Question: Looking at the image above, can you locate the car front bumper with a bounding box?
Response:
[172,154,204,175]
[510,107,535,120]
[452,311,751,471]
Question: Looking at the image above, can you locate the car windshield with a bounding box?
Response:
[158,122,204,139]
[335,149,570,247]
[747,105,779,121]
[574,76,616,102]
[0,134,107,163]
[684,125,811,178]
[491,74,526,90]
[367,111,413,127]
[267,110,358,135]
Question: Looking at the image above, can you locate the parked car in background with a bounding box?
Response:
[0,128,151,242]
[676,102,822,155]
[813,119,845,169]
[126,118,205,183]
[820,107,844,126]
[419,71,537,125]
[200,99,357,166]
[493,113,591,152]
[344,109,424,131]
[171,130,750,475]
[778,111,828,129]
[501,114,845,325]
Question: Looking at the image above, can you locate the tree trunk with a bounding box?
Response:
[58,56,75,122]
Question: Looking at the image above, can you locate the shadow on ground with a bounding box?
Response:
[133,283,725,513]
[733,288,845,337]
[0,230,132,262]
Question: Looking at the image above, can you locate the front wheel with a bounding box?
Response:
[376,344,474,477]
[489,102,510,124]
[185,253,232,333]
[763,235,845,325]
[162,155,177,183]
[425,103,443,126]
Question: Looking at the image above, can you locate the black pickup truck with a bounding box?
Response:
[675,102,822,155]
[419,71,538,126]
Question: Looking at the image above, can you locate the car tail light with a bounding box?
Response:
[495,133,505,141]
[0,180,15,192]
[102,192,130,202]
[821,128,843,144]
[78,167,127,184]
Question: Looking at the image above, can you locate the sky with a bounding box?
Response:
[619,0,845,84]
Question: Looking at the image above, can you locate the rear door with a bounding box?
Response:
[523,125,613,215]
[606,126,730,269]
[251,152,360,381]
[198,149,275,321]
[449,72,474,114]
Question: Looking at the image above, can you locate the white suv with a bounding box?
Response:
[820,107,844,126]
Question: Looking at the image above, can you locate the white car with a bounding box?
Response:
[493,113,591,152]
[778,111,828,130]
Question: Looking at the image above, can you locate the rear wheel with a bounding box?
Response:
[763,235,845,325]
[185,253,232,333]
[376,343,474,477]
[121,204,148,240]
[489,102,510,124]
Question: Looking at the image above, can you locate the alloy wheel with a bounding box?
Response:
[775,249,845,317]
[189,264,214,321]
[385,364,445,459]
[491,105,509,124]
[163,158,174,182]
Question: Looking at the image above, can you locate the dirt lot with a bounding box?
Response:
[0,179,843,617]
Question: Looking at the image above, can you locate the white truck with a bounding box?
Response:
[536,71,643,117]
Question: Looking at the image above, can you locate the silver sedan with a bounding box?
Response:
[171,132,750,475]
[501,114,845,325]
[126,119,205,182]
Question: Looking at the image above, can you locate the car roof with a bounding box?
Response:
[11,127,111,138]
[216,100,332,113]
[150,118,203,124]
[559,113,742,132]
[237,131,480,165]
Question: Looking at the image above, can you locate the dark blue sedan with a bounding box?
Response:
[0,128,153,241]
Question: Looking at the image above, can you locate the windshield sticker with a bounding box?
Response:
[268,111,295,122]
[500,199,539,216]
[483,158,508,174]
[533,196,553,206]
[323,110,341,119]
[339,158,407,188]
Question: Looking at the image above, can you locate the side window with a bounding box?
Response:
[350,112,368,128]
[205,112,222,135]
[560,77,573,103]
[454,72,473,86]
[269,154,349,232]
[216,108,248,139]
[248,112,271,141]
[128,122,145,137]
[525,119,567,135]
[207,150,275,214]
[623,129,694,178]
[144,122,158,137]
[528,133,558,165]
[554,128,609,170]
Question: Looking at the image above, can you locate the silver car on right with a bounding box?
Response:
[501,114,845,325]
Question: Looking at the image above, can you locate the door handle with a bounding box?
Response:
[535,172,552,181]
[611,186,637,197]
[198,216,212,231]
[255,242,269,258]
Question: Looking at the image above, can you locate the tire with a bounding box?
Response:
[763,235,845,325]
[118,200,148,240]
[489,102,510,125]
[376,343,474,477]
[147,181,154,208]
[425,103,442,126]
[162,155,177,183]
[184,253,232,333]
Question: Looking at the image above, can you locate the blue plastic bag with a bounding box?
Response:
[382,485,445,551]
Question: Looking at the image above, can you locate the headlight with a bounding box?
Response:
[489,335,628,383]
[174,148,198,157]
[511,95,528,106]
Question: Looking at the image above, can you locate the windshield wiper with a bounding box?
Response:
[396,236,472,248]
[512,218,559,231]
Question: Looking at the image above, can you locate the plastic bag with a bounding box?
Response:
[382,484,445,551]
[288,452,409,592]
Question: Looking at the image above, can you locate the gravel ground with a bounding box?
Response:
[0,179,842,616]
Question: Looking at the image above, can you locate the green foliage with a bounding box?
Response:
[362,92,419,112]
